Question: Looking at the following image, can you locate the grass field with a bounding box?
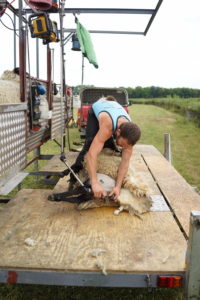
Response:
[129,97,200,119]
[130,104,200,192]
[1,103,200,299]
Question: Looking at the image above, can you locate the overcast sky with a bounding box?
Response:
[1,0,200,89]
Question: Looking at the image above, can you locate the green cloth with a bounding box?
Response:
[76,19,98,69]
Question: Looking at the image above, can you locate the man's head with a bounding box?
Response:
[105,95,116,101]
[116,122,141,148]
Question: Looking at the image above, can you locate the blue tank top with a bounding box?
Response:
[92,99,131,132]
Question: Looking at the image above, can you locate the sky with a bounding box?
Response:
[1,0,200,89]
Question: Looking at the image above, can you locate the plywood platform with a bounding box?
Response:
[0,145,200,275]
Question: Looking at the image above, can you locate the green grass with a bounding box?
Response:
[129,97,200,113]
[130,97,200,127]
[130,104,200,192]
[1,104,200,299]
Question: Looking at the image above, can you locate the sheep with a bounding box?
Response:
[0,70,21,104]
[95,148,149,198]
[71,148,152,217]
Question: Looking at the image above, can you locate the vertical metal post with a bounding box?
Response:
[51,48,54,83]
[164,133,172,163]
[185,211,200,299]
[81,54,84,85]
[59,0,66,154]
[17,183,22,191]
[14,14,17,68]
[36,38,39,78]
[33,147,40,181]
[18,0,26,102]
[47,44,52,109]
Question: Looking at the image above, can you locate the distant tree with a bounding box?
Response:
[125,86,200,98]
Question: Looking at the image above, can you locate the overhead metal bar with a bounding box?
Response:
[24,8,155,14]
[63,8,154,14]
[20,1,163,35]
[63,29,144,35]
[144,0,163,35]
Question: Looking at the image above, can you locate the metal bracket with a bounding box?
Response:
[145,274,153,292]
[0,172,29,195]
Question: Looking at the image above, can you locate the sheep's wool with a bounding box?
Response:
[78,149,152,216]
[0,70,20,104]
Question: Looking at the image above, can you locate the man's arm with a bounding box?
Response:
[86,125,111,198]
[109,146,133,201]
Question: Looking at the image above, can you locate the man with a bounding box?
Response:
[62,96,141,200]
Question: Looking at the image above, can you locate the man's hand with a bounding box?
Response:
[109,186,120,201]
[92,182,107,199]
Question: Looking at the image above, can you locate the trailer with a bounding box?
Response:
[0,145,200,299]
[1,1,200,299]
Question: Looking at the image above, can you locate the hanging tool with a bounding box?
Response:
[28,13,59,44]
[48,154,116,203]
[59,153,89,190]
[48,153,92,202]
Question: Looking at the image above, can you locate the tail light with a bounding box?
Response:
[123,106,129,114]
[77,108,81,117]
[157,276,182,288]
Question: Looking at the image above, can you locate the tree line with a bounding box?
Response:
[125,86,200,98]
[72,85,200,99]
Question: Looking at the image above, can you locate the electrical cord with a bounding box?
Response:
[0,12,19,36]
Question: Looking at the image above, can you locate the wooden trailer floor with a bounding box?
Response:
[1,145,200,275]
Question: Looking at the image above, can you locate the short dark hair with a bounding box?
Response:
[119,122,141,146]
[106,95,116,101]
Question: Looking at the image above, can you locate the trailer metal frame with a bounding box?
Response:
[2,1,200,299]
[0,270,185,288]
